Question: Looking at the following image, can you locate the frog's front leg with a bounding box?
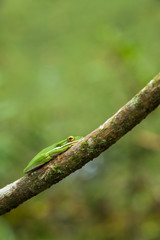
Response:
[41,152,52,161]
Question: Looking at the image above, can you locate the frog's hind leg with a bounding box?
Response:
[25,154,58,174]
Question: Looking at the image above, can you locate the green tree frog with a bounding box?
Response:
[24,136,83,173]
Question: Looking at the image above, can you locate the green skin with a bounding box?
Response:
[24,136,83,173]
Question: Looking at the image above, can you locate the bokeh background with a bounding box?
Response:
[0,0,160,239]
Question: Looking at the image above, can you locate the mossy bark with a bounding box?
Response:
[0,73,160,215]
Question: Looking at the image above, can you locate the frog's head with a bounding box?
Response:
[67,136,83,143]
[55,136,83,148]
[60,136,83,145]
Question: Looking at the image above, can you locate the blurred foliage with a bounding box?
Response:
[0,0,160,239]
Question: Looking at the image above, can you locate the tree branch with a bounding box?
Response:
[0,73,160,215]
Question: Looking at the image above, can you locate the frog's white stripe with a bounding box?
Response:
[46,140,79,154]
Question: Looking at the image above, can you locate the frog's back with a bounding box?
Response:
[37,143,57,155]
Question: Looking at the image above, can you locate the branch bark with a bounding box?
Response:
[0,73,160,215]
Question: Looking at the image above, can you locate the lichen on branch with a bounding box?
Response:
[0,73,160,215]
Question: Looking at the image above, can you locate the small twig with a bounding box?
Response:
[0,73,160,215]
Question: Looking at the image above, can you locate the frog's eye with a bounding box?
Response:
[68,136,74,142]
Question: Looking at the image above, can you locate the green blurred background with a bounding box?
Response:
[0,0,160,239]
